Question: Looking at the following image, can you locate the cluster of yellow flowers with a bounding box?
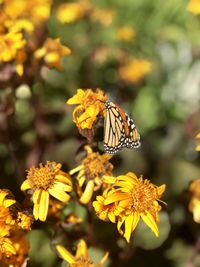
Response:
[0,88,167,266]
[67,88,166,243]
[0,0,71,77]
[0,190,31,266]
[56,0,114,26]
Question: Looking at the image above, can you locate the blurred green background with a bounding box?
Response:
[1,0,200,266]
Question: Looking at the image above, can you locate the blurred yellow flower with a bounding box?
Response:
[67,88,107,129]
[56,239,108,267]
[0,227,16,260]
[0,190,16,227]
[3,0,51,25]
[91,8,114,26]
[16,212,33,231]
[1,232,30,267]
[187,0,200,14]
[119,59,152,83]
[196,132,200,151]
[56,1,91,23]
[0,32,26,62]
[117,26,136,42]
[9,19,34,33]
[21,161,72,222]
[34,38,71,70]
[189,179,200,223]
[70,146,113,204]
[93,172,166,242]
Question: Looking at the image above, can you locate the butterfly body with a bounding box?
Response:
[104,101,141,154]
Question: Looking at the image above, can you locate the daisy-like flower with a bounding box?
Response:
[93,172,166,242]
[67,88,107,129]
[0,226,16,260]
[187,0,200,15]
[119,59,152,83]
[0,190,16,227]
[21,161,72,222]
[189,179,200,223]
[16,211,33,231]
[0,32,26,62]
[1,231,30,267]
[56,0,91,24]
[196,132,200,151]
[56,239,108,267]
[117,26,136,42]
[70,146,113,204]
[34,38,71,70]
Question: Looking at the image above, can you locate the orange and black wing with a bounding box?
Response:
[104,101,141,154]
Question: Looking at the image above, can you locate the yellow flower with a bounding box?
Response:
[189,179,200,223]
[117,26,136,42]
[93,172,166,242]
[0,32,26,62]
[3,0,51,25]
[0,226,16,260]
[70,146,113,204]
[1,231,30,267]
[67,88,107,129]
[196,132,200,151]
[119,59,152,83]
[56,239,108,267]
[91,8,114,26]
[16,212,33,231]
[9,19,34,33]
[56,1,91,24]
[34,38,71,70]
[187,0,200,14]
[0,190,16,227]
[21,161,72,222]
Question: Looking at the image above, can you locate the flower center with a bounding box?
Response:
[130,179,159,213]
[27,162,59,191]
[83,152,112,181]
[71,256,95,267]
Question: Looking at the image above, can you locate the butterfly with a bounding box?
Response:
[104,101,141,154]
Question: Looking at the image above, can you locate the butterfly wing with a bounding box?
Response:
[104,101,140,154]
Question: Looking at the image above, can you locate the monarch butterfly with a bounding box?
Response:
[104,101,141,154]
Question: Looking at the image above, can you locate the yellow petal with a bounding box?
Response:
[0,192,7,205]
[4,240,16,255]
[67,89,85,104]
[141,211,159,237]
[38,190,49,222]
[157,184,166,196]
[48,185,70,203]
[33,203,39,220]
[79,180,94,204]
[78,175,86,187]
[76,239,88,258]
[54,181,72,192]
[108,212,116,223]
[21,179,31,191]
[193,204,200,223]
[55,174,72,186]
[99,251,109,266]
[104,192,129,205]
[124,213,140,242]
[56,245,75,264]
[117,217,126,235]
[4,199,16,208]
[69,165,84,175]
[33,189,41,204]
